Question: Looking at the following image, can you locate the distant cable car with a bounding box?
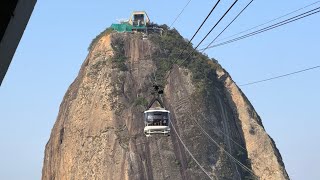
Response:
[142,33,148,40]
[143,85,170,137]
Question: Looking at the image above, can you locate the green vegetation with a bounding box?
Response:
[134,97,148,107]
[110,36,128,71]
[87,60,107,77]
[115,124,130,150]
[149,24,223,97]
[149,25,192,85]
[88,24,223,96]
[244,175,256,180]
[88,27,114,51]
[187,160,194,168]
[249,125,255,135]
[88,26,128,72]
[174,159,181,167]
[235,149,255,179]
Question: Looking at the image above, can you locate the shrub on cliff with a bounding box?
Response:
[149,25,223,94]
[88,27,114,51]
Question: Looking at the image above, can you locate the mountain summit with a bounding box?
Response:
[42,25,289,180]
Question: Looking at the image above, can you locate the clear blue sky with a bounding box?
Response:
[0,0,319,179]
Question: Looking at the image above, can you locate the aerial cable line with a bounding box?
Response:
[194,0,239,50]
[204,6,320,49]
[176,0,239,69]
[172,96,257,177]
[201,0,254,53]
[178,0,222,57]
[207,0,320,45]
[166,0,251,79]
[170,0,193,28]
[207,7,320,48]
[208,6,320,48]
[239,65,320,86]
[170,121,214,180]
[176,96,248,151]
[201,117,247,151]
[192,119,258,178]
[165,0,222,78]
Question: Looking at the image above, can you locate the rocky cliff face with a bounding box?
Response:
[42,27,289,180]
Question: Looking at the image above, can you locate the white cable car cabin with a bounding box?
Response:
[144,107,170,137]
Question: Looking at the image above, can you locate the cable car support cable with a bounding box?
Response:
[170,121,214,180]
[170,0,193,28]
[192,119,258,178]
[201,0,254,53]
[177,0,222,58]
[203,0,320,46]
[172,96,257,177]
[171,0,240,73]
[194,0,239,50]
[239,65,320,86]
[203,6,320,49]
[201,117,247,151]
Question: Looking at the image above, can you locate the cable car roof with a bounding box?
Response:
[144,109,170,113]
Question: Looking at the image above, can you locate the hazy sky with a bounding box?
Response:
[0,0,319,179]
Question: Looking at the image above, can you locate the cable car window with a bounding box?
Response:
[145,112,169,126]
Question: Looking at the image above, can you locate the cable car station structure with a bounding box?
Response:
[110,11,163,34]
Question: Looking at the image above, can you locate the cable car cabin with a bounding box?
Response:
[144,108,170,137]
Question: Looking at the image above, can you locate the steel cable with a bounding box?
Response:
[207,0,320,45]
[239,65,320,86]
[170,121,214,180]
[201,0,254,53]
[204,7,320,49]
[170,0,193,28]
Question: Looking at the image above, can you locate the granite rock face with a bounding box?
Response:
[42,30,289,180]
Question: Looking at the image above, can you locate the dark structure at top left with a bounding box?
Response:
[0,0,37,86]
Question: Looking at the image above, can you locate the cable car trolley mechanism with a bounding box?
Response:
[144,85,170,137]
